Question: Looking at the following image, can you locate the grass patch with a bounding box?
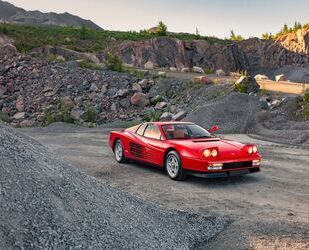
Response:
[0,23,227,53]
[143,108,161,122]
[0,112,9,123]
[79,59,103,70]
[43,99,74,126]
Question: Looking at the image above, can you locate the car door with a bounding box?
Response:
[139,124,164,166]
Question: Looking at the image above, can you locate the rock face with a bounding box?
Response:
[30,46,100,64]
[112,28,309,74]
[0,123,227,249]
[0,0,102,29]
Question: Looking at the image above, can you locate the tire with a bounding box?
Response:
[114,139,128,163]
[165,150,187,181]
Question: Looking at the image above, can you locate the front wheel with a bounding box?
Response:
[165,151,187,181]
[114,139,128,163]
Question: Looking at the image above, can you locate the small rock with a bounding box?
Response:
[160,112,173,121]
[132,83,142,92]
[71,109,85,121]
[254,74,269,81]
[192,66,205,74]
[138,79,148,89]
[155,101,167,110]
[13,112,25,120]
[181,67,190,73]
[275,74,286,82]
[115,89,129,97]
[110,103,117,111]
[172,111,187,121]
[144,61,154,69]
[0,85,7,97]
[169,67,177,72]
[19,120,34,127]
[130,92,149,107]
[216,69,226,76]
[158,71,167,77]
[16,96,25,112]
[62,96,74,110]
[90,83,99,92]
[101,85,108,94]
[194,76,213,84]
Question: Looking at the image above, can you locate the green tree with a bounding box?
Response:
[282,24,289,34]
[157,21,167,36]
[230,30,244,41]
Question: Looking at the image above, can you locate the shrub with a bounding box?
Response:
[0,112,9,123]
[143,108,161,122]
[79,60,103,70]
[106,52,123,72]
[157,21,167,36]
[230,30,244,41]
[302,89,309,120]
[85,106,97,123]
[204,68,215,74]
[43,100,74,126]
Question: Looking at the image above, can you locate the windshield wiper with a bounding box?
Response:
[191,135,212,139]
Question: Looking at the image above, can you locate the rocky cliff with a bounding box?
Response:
[112,28,309,74]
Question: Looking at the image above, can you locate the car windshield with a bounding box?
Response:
[162,124,212,139]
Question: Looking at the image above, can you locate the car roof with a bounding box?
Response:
[146,121,194,126]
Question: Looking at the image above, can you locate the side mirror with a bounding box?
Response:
[208,125,219,133]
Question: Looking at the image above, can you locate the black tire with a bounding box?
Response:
[165,150,187,181]
[114,139,128,163]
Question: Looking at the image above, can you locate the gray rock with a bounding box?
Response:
[155,101,168,110]
[13,112,25,120]
[192,66,205,74]
[160,112,173,121]
[90,83,99,92]
[172,111,187,121]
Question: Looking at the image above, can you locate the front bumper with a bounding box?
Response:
[185,167,260,178]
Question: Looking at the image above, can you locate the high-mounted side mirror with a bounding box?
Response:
[208,125,219,133]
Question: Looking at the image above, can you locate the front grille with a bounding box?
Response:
[129,143,143,159]
[223,161,252,170]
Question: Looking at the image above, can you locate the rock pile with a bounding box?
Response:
[0,123,228,248]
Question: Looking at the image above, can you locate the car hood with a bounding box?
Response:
[169,137,250,159]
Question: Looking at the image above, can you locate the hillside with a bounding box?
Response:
[0,0,101,29]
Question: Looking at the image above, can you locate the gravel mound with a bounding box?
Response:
[185,92,262,133]
[248,97,309,145]
[0,123,227,249]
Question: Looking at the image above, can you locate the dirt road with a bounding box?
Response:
[20,125,309,249]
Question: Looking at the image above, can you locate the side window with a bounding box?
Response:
[143,124,162,140]
[136,124,147,136]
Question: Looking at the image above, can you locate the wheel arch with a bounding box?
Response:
[163,147,179,166]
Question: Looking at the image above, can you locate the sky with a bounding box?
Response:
[6,0,309,38]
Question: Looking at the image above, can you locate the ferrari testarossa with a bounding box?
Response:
[109,122,261,181]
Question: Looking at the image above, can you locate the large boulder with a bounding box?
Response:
[130,92,149,107]
[235,76,260,93]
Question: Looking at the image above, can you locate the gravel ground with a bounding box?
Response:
[0,123,228,249]
[19,124,309,249]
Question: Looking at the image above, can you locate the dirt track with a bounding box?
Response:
[20,125,309,249]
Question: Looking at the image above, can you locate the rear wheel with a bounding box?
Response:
[114,139,128,163]
[165,151,187,181]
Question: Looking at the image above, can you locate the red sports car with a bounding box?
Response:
[109,122,261,180]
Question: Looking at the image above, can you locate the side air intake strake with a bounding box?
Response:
[129,143,143,158]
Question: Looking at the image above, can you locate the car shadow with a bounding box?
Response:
[127,161,262,186]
